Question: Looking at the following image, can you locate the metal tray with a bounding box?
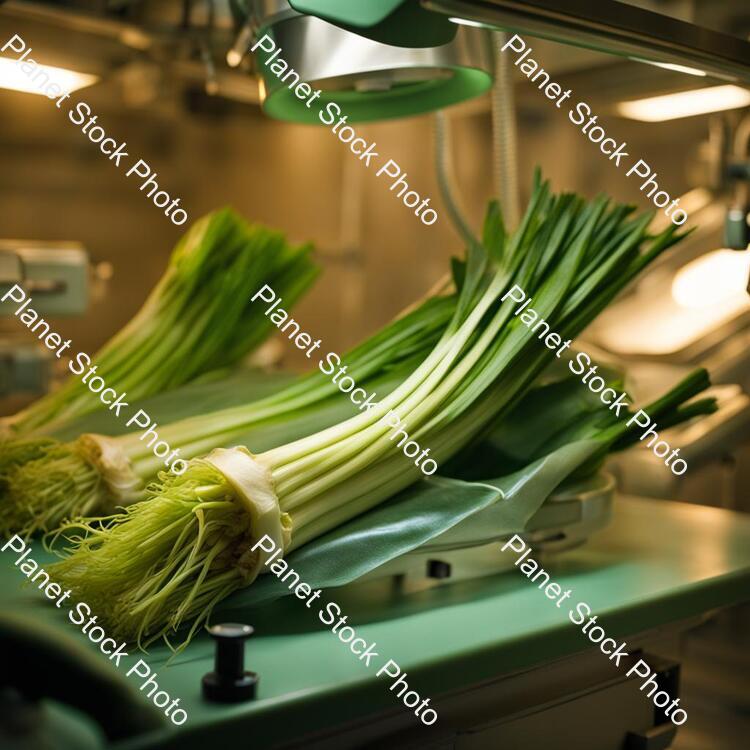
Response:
[362,472,614,586]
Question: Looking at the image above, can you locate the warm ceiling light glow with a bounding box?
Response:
[631,58,706,77]
[672,249,750,309]
[0,57,98,96]
[226,49,243,68]
[257,76,267,104]
[617,84,750,121]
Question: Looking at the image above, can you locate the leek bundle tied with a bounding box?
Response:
[51,174,702,646]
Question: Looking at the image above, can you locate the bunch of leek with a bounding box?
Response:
[0,209,318,476]
[223,369,716,611]
[51,174,695,645]
[4,295,454,536]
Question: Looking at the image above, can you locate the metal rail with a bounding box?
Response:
[423,0,750,82]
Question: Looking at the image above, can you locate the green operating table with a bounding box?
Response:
[2,495,750,750]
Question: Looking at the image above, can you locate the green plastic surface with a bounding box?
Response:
[2,497,750,748]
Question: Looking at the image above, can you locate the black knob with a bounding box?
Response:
[426,559,451,579]
[202,623,258,703]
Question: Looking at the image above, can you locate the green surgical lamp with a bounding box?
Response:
[232,0,494,123]
[287,0,456,48]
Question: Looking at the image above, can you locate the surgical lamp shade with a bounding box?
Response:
[287,0,457,48]
[250,4,493,124]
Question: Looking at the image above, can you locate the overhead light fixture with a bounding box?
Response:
[616,84,750,122]
[0,57,98,97]
[631,58,706,77]
[249,2,493,124]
